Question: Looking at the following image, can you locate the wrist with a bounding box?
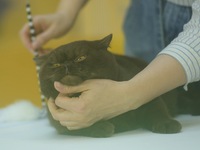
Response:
[123,54,187,111]
[56,0,87,17]
[122,80,145,111]
[108,81,144,116]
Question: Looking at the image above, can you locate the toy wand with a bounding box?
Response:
[26,0,46,118]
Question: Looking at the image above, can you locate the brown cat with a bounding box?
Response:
[34,34,200,137]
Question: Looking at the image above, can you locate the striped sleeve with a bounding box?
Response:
[159,0,200,89]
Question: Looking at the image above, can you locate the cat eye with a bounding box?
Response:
[51,63,61,68]
[74,55,87,63]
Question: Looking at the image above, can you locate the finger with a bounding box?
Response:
[48,99,77,121]
[54,81,88,94]
[59,121,76,128]
[38,48,52,56]
[47,99,64,120]
[20,23,34,52]
[59,121,89,130]
[32,32,51,50]
[54,93,81,111]
[20,23,44,55]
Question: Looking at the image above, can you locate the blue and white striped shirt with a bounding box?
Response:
[159,0,200,88]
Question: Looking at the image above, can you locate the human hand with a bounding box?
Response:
[20,12,75,54]
[47,79,135,130]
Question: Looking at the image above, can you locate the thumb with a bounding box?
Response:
[54,81,87,94]
[32,27,53,50]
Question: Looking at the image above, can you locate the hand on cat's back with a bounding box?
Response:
[47,79,131,130]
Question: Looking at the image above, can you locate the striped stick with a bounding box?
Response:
[26,0,46,118]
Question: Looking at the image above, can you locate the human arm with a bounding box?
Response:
[20,0,88,54]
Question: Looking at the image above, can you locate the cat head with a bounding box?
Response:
[34,34,119,98]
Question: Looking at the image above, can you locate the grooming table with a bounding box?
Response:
[0,113,200,150]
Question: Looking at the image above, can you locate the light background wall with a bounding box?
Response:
[0,0,129,107]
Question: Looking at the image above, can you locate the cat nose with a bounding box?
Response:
[64,63,71,74]
[65,66,69,74]
[64,62,71,74]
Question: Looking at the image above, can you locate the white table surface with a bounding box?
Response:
[0,114,200,150]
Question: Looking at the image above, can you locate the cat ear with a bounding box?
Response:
[99,34,113,48]
[33,54,49,66]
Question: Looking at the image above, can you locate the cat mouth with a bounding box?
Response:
[60,75,83,86]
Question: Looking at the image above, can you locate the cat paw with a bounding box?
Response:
[190,106,200,116]
[89,121,115,138]
[151,119,182,134]
[66,121,115,138]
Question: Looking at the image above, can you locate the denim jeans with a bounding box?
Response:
[123,0,192,62]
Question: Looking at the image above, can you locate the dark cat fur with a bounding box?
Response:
[34,34,200,137]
